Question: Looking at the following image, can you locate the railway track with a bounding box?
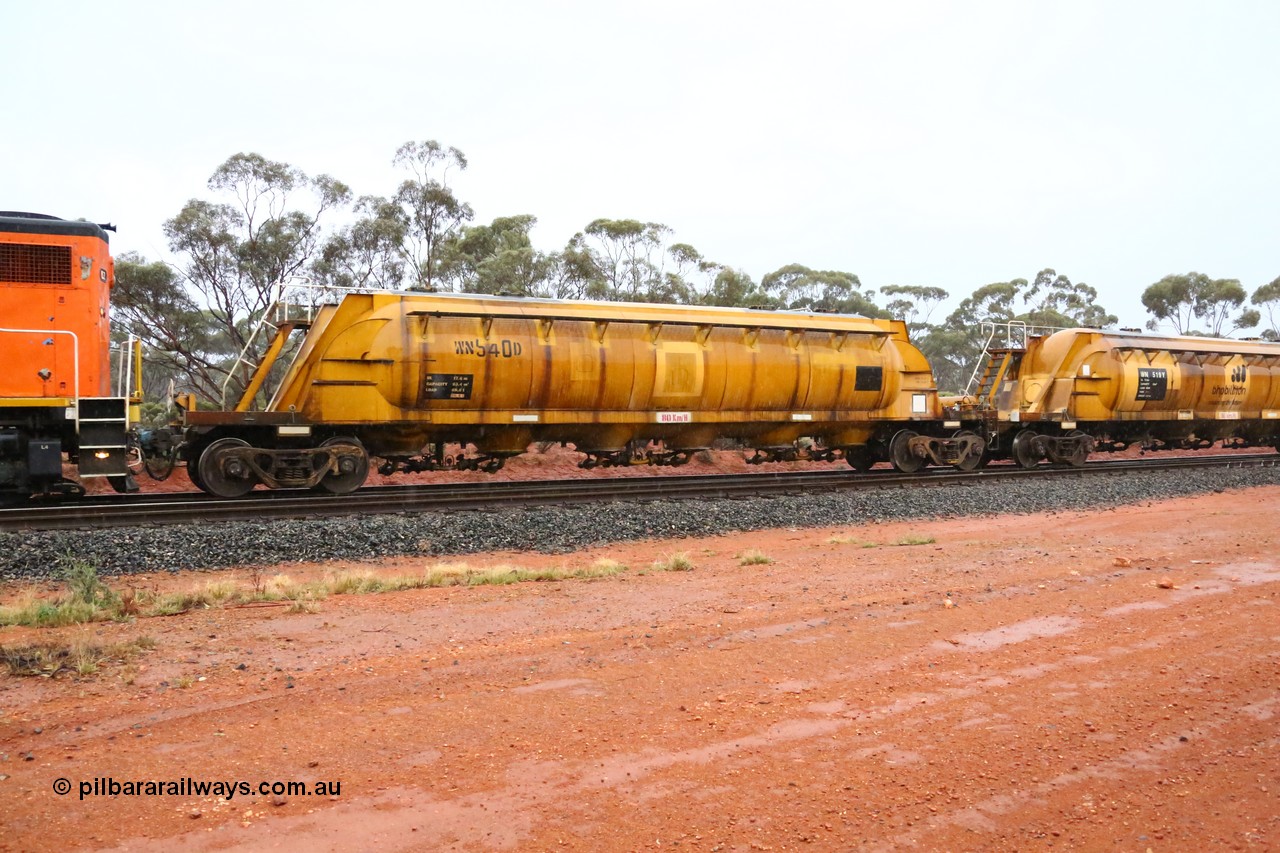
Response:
[3,453,1277,533]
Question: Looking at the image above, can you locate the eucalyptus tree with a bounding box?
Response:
[313,195,407,291]
[1194,277,1258,337]
[557,219,723,304]
[392,140,474,291]
[571,218,685,303]
[541,235,603,300]
[111,252,216,403]
[1142,272,1259,336]
[1252,276,1280,341]
[665,243,724,305]
[928,281,1021,394]
[1019,268,1117,329]
[702,268,764,307]
[114,153,350,405]
[439,214,556,296]
[1141,272,1202,334]
[879,284,949,333]
[759,264,885,316]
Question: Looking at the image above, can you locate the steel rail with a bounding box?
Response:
[2,453,1277,532]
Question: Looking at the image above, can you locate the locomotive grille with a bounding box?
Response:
[0,243,73,285]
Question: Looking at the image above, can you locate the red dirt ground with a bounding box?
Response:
[1,484,1277,851]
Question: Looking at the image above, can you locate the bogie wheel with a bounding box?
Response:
[185,458,206,492]
[845,446,875,472]
[317,436,369,495]
[1011,429,1040,470]
[197,437,258,498]
[888,429,924,474]
[952,430,987,472]
[1065,430,1090,468]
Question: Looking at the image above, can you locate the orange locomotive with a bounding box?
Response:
[0,212,133,498]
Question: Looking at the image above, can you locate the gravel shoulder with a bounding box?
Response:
[0,484,1277,851]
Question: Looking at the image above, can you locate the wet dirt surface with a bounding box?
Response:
[1,486,1277,851]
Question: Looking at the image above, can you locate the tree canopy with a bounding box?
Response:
[1141,272,1260,337]
[116,153,348,405]
[1250,275,1280,341]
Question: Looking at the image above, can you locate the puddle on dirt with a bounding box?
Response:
[1103,600,1168,618]
[772,679,816,694]
[512,678,595,694]
[723,618,829,642]
[1215,561,1280,586]
[945,615,1081,651]
[1239,697,1277,721]
[399,748,443,767]
[1008,662,1057,679]
[804,700,846,715]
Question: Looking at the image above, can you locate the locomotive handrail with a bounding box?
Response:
[112,336,143,416]
[0,327,80,424]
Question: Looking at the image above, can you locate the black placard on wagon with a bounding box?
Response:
[1136,368,1167,401]
[423,373,474,400]
[855,365,883,391]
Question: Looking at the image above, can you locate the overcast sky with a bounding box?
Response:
[4,0,1278,328]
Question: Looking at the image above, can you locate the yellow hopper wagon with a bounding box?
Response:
[950,322,1280,468]
[181,290,983,497]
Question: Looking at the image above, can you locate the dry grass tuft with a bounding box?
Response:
[1,553,638,631]
[650,552,694,572]
[827,534,873,547]
[2,635,156,678]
